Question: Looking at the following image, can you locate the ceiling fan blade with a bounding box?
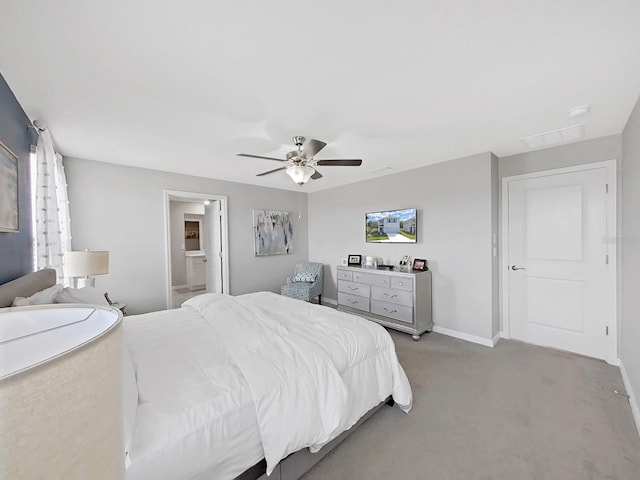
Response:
[256,167,287,177]
[302,139,327,158]
[311,170,323,180]
[237,153,286,162]
[316,159,363,166]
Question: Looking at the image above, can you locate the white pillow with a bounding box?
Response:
[54,287,110,306]
[12,284,64,307]
[122,350,138,469]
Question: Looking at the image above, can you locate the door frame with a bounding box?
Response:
[500,160,618,364]
[163,189,230,309]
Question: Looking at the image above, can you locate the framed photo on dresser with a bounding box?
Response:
[348,254,362,266]
[412,258,427,271]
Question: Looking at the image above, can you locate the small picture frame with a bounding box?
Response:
[412,258,427,271]
[348,254,362,266]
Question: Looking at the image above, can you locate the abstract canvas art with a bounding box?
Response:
[253,209,293,256]
[0,141,18,233]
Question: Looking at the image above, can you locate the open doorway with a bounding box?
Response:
[164,190,230,309]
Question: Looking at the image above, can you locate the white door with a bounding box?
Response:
[506,164,616,361]
[204,200,223,294]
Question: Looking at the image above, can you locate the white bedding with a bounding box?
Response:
[124,292,412,480]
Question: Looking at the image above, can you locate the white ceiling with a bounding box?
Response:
[2,0,640,192]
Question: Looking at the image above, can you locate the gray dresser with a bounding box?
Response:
[336,265,433,340]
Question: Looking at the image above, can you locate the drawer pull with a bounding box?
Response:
[348,299,359,305]
[384,293,398,298]
[348,286,359,291]
[383,307,397,313]
[397,282,404,286]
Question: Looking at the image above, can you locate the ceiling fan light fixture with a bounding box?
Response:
[286,165,315,185]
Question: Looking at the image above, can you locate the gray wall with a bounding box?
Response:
[0,74,36,284]
[65,157,308,314]
[308,152,498,342]
[621,95,640,413]
[499,134,622,178]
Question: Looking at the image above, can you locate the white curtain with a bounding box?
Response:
[34,129,71,283]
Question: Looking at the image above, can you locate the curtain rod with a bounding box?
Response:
[28,120,46,134]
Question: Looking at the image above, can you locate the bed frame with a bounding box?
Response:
[0,269,394,480]
[242,396,394,480]
[0,269,57,308]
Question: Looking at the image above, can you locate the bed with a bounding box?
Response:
[0,270,413,480]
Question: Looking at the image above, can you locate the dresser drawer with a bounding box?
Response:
[337,269,353,281]
[353,272,390,288]
[371,286,413,307]
[390,276,413,291]
[338,292,370,312]
[371,300,413,324]
[338,280,370,297]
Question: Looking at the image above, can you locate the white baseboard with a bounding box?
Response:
[322,297,337,306]
[432,326,495,348]
[619,361,640,438]
[492,332,501,347]
[172,284,187,290]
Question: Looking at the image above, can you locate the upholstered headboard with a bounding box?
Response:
[0,269,57,308]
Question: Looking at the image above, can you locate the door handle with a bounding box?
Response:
[511,265,525,271]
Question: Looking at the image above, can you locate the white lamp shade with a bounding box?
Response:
[64,251,109,277]
[0,306,124,479]
[286,165,315,185]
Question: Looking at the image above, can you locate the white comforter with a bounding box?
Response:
[125,292,412,479]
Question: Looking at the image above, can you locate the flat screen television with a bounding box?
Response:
[365,208,417,243]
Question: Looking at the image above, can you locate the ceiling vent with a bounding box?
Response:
[521,124,585,149]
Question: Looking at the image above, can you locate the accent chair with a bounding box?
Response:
[280,262,324,304]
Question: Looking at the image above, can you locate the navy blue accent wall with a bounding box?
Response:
[0,73,37,284]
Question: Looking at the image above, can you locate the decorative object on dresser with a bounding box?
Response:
[64,250,109,288]
[0,140,19,233]
[347,254,362,266]
[337,265,433,340]
[0,305,124,479]
[280,262,324,303]
[253,209,293,256]
[412,258,428,271]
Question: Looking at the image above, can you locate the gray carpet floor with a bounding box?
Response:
[301,331,640,480]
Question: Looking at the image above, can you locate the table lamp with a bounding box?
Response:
[64,250,109,288]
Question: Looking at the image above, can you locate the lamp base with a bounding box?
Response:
[74,277,96,289]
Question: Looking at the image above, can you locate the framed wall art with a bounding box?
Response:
[253,209,293,256]
[0,140,19,233]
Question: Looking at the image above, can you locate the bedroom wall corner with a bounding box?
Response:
[0,73,36,284]
[308,152,496,343]
[621,93,640,435]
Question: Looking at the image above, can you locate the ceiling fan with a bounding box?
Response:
[237,136,363,185]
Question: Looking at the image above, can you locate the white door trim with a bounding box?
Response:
[500,160,618,364]
[163,190,230,309]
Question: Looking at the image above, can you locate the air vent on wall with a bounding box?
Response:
[521,124,585,149]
